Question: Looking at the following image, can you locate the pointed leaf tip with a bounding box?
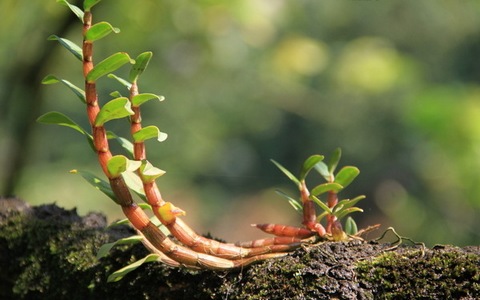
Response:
[41,75,85,103]
[107,254,160,282]
[47,35,83,61]
[57,0,84,22]
[271,159,300,186]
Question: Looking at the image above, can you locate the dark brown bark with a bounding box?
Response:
[1,197,478,300]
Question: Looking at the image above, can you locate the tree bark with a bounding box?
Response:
[1,197,478,299]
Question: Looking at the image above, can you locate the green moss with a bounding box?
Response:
[356,246,480,299]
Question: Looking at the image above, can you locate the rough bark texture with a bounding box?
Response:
[1,197,478,299]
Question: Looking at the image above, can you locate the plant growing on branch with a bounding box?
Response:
[37,0,369,279]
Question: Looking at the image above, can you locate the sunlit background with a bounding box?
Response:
[1,0,480,246]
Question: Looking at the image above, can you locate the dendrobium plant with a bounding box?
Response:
[38,0,367,281]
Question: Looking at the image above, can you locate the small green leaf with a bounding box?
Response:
[94,97,134,126]
[314,161,331,182]
[311,182,343,196]
[271,159,300,186]
[334,195,366,212]
[334,207,363,221]
[87,52,133,82]
[47,35,82,61]
[85,21,120,42]
[275,189,303,213]
[129,52,153,82]
[316,211,328,223]
[107,155,142,178]
[110,91,123,98]
[71,169,116,201]
[57,0,84,22]
[344,216,358,235]
[334,166,360,188]
[108,74,132,89]
[131,93,165,107]
[133,126,168,143]
[107,218,130,227]
[139,160,166,183]
[37,111,90,137]
[107,253,160,282]
[108,132,134,156]
[328,148,342,174]
[42,75,86,103]
[299,154,324,181]
[96,235,142,259]
[38,111,95,151]
[122,171,146,201]
[83,0,101,11]
[310,195,332,214]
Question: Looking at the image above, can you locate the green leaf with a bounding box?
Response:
[85,21,120,42]
[110,91,123,98]
[107,253,160,282]
[108,132,134,156]
[86,52,133,82]
[122,171,146,201]
[108,74,132,89]
[271,159,300,186]
[275,189,303,213]
[71,169,116,201]
[133,126,168,143]
[57,0,84,22]
[96,235,142,259]
[334,207,363,221]
[47,35,82,61]
[334,166,360,188]
[94,97,134,126]
[107,155,142,178]
[344,216,358,235]
[299,154,324,181]
[83,0,101,11]
[129,52,153,82]
[107,218,130,228]
[314,161,331,182]
[334,195,366,212]
[139,160,166,183]
[328,148,342,174]
[310,195,332,214]
[311,182,343,196]
[42,75,85,103]
[37,111,91,137]
[316,211,328,223]
[131,93,165,107]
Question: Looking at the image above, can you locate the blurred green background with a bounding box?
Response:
[1,0,479,246]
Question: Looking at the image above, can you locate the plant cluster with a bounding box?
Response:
[38,0,367,280]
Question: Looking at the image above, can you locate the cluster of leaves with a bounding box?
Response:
[273,148,365,236]
[38,0,166,192]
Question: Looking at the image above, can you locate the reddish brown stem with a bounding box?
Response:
[81,9,279,269]
[299,180,326,236]
[127,83,300,258]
